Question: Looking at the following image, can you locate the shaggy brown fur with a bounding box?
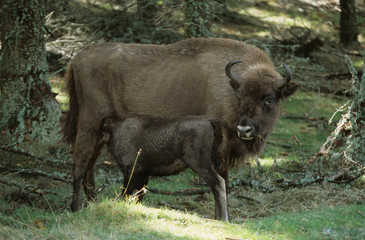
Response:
[103,115,230,220]
[62,38,297,212]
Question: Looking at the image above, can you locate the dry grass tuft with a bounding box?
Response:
[230,184,364,221]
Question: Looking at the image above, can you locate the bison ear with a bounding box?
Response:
[225,60,242,91]
[282,82,298,98]
[229,79,240,91]
[276,63,297,98]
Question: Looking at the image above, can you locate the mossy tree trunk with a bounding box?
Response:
[185,0,213,38]
[0,0,60,142]
[315,56,365,173]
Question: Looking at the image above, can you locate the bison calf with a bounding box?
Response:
[103,115,231,221]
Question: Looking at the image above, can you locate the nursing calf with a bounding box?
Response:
[103,116,231,221]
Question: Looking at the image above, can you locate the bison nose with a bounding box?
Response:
[237,125,254,140]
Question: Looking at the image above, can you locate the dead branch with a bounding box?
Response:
[328,168,351,181]
[148,187,210,196]
[0,145,71,167]
[282,115,328,123]
[266,141,293,149]
[0,163,71,184]
[0,177,63,197]
[236,195,261,204]
[356,210,365,218]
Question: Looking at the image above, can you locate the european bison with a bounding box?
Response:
[102,115,230,220]
[62,38,297,212]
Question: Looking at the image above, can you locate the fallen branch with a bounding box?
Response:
[0,145,71,167]
[0,177,63,197]
[0,163,72,184]
[148,187,210,196]
[236,195,261,204]
[356,210,365,218]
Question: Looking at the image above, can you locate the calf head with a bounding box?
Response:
[225,60,297,154]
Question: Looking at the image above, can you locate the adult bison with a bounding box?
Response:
[62,38,297,212]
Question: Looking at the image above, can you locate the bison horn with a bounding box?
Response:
[225,60,243,90]
[276,64,292,88]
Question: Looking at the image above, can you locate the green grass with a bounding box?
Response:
[263,91,348,160]
[0,198,364,240]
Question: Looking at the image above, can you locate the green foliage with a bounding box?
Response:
[184,0,214,38]
[66,0,184,44]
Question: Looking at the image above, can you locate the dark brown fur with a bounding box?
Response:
[62,38,297,212]
[103,115,230,220]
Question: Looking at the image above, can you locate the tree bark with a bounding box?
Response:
[0,0,60,142]
[339,0,359,47]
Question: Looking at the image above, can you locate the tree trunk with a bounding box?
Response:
[0,0,60,142]
[185,0,212,38]
[339,0,359,47]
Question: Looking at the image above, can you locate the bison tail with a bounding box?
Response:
[61,63,78,145]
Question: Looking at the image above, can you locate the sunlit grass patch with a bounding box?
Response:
[1,197,363,240]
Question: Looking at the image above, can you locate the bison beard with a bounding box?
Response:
[62,38,297,215]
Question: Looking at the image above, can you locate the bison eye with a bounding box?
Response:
[263,96,275,107]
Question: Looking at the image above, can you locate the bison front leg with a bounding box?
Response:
[70,127,102,212]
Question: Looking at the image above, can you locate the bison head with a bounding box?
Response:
[225,60,297,154]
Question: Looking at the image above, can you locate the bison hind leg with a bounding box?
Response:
[70,115,110,212]
[82,140,104,202]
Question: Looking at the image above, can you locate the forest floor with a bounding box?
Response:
[1,0,364,239]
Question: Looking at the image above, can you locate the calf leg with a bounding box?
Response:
[188,164,229,221]
[204,172,229,221]
[219,169,230,220]
[123,171,149,202]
